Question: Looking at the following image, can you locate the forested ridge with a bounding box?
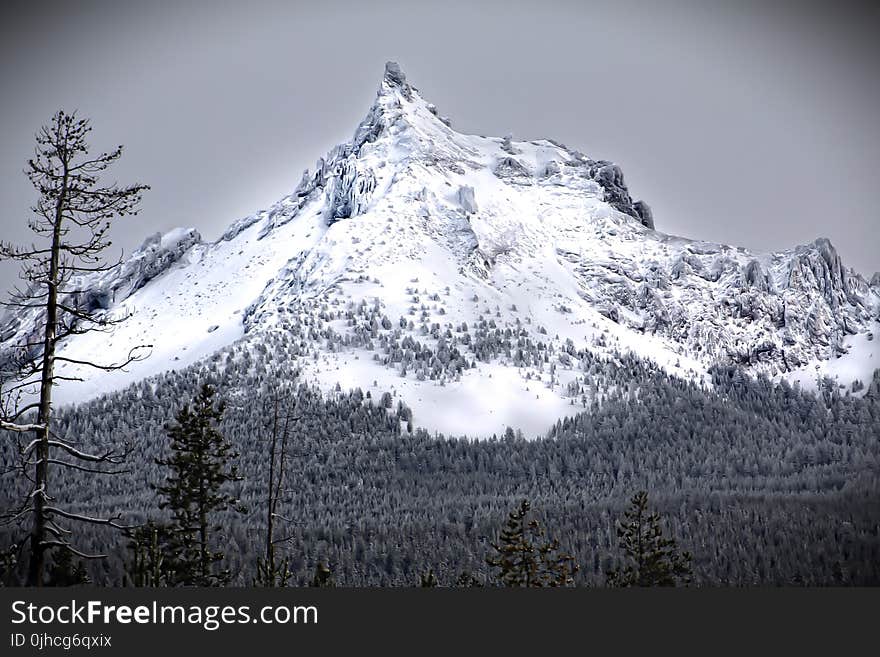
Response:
[3,336,878,586]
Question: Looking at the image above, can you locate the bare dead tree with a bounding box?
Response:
[255,374,299,586]
[0,110,150,585]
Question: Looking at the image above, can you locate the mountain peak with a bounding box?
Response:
[383,61,407,88]
[4,62,878,424]
[378,60,417,103]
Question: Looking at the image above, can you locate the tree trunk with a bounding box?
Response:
[27,159,67,586]
[199,457,208,585]
[265,401,279,580]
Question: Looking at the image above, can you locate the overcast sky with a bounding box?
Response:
[1,0,878,296]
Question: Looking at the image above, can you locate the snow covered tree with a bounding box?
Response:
[486,499,578,587]
[606,491,692,587]
[0,110,149,585]
[155,384,243,586]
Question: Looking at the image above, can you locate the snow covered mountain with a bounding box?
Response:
[2,62,878,437]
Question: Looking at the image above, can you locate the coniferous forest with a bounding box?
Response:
[2,332,878,586]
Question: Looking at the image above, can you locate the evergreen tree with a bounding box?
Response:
[309,561,335,587]
[0,544,20,587]
[46,547,90,586]
[454,571,483,588]
[606,491,692,587]
[155,384,243,586]
[125,522,171,587]
[255,554,293,588]
[419,568,438,587]
[486,499,578,587]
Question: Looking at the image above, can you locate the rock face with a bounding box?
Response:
[382,61,411,96]
[0,226,203,370]
[570,234,878,370]
[325,156,377,223]
[107,228,202,300]
[590,162,631,212]
[2,62,877,418]
[633,200,654,229]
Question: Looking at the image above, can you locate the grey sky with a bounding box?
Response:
[1,0,878,298]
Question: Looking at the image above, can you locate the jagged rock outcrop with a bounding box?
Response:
[590,161,631,212]
[494,156,532,181]
[382,60,412,99]
[633,200,654,229]
[325,156,377,223]
[0,227,202,363]
[84,228,199,313]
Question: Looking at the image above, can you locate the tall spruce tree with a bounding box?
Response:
[606,491,692,587]
[155,384,243,586]
[486,499,578,587]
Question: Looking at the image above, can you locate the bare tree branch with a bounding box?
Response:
[39,541,107,560]
[0,420,44,433]
[44,507,135,530]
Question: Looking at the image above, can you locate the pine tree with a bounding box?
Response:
[419,568,438,587]
[454,571,483,587]
[155,384,243,586]
[255,554,292,588]
[46,547,90,586]
[0,544,21,586]
[486,499,578,587]
[125,522,171,587]
[309,561,335,587]
[606,491,692,587]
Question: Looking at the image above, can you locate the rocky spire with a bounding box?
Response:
[380,61,414,100]
[383,61,407,87]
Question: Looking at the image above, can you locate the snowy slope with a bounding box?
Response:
[2,62,878,436]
